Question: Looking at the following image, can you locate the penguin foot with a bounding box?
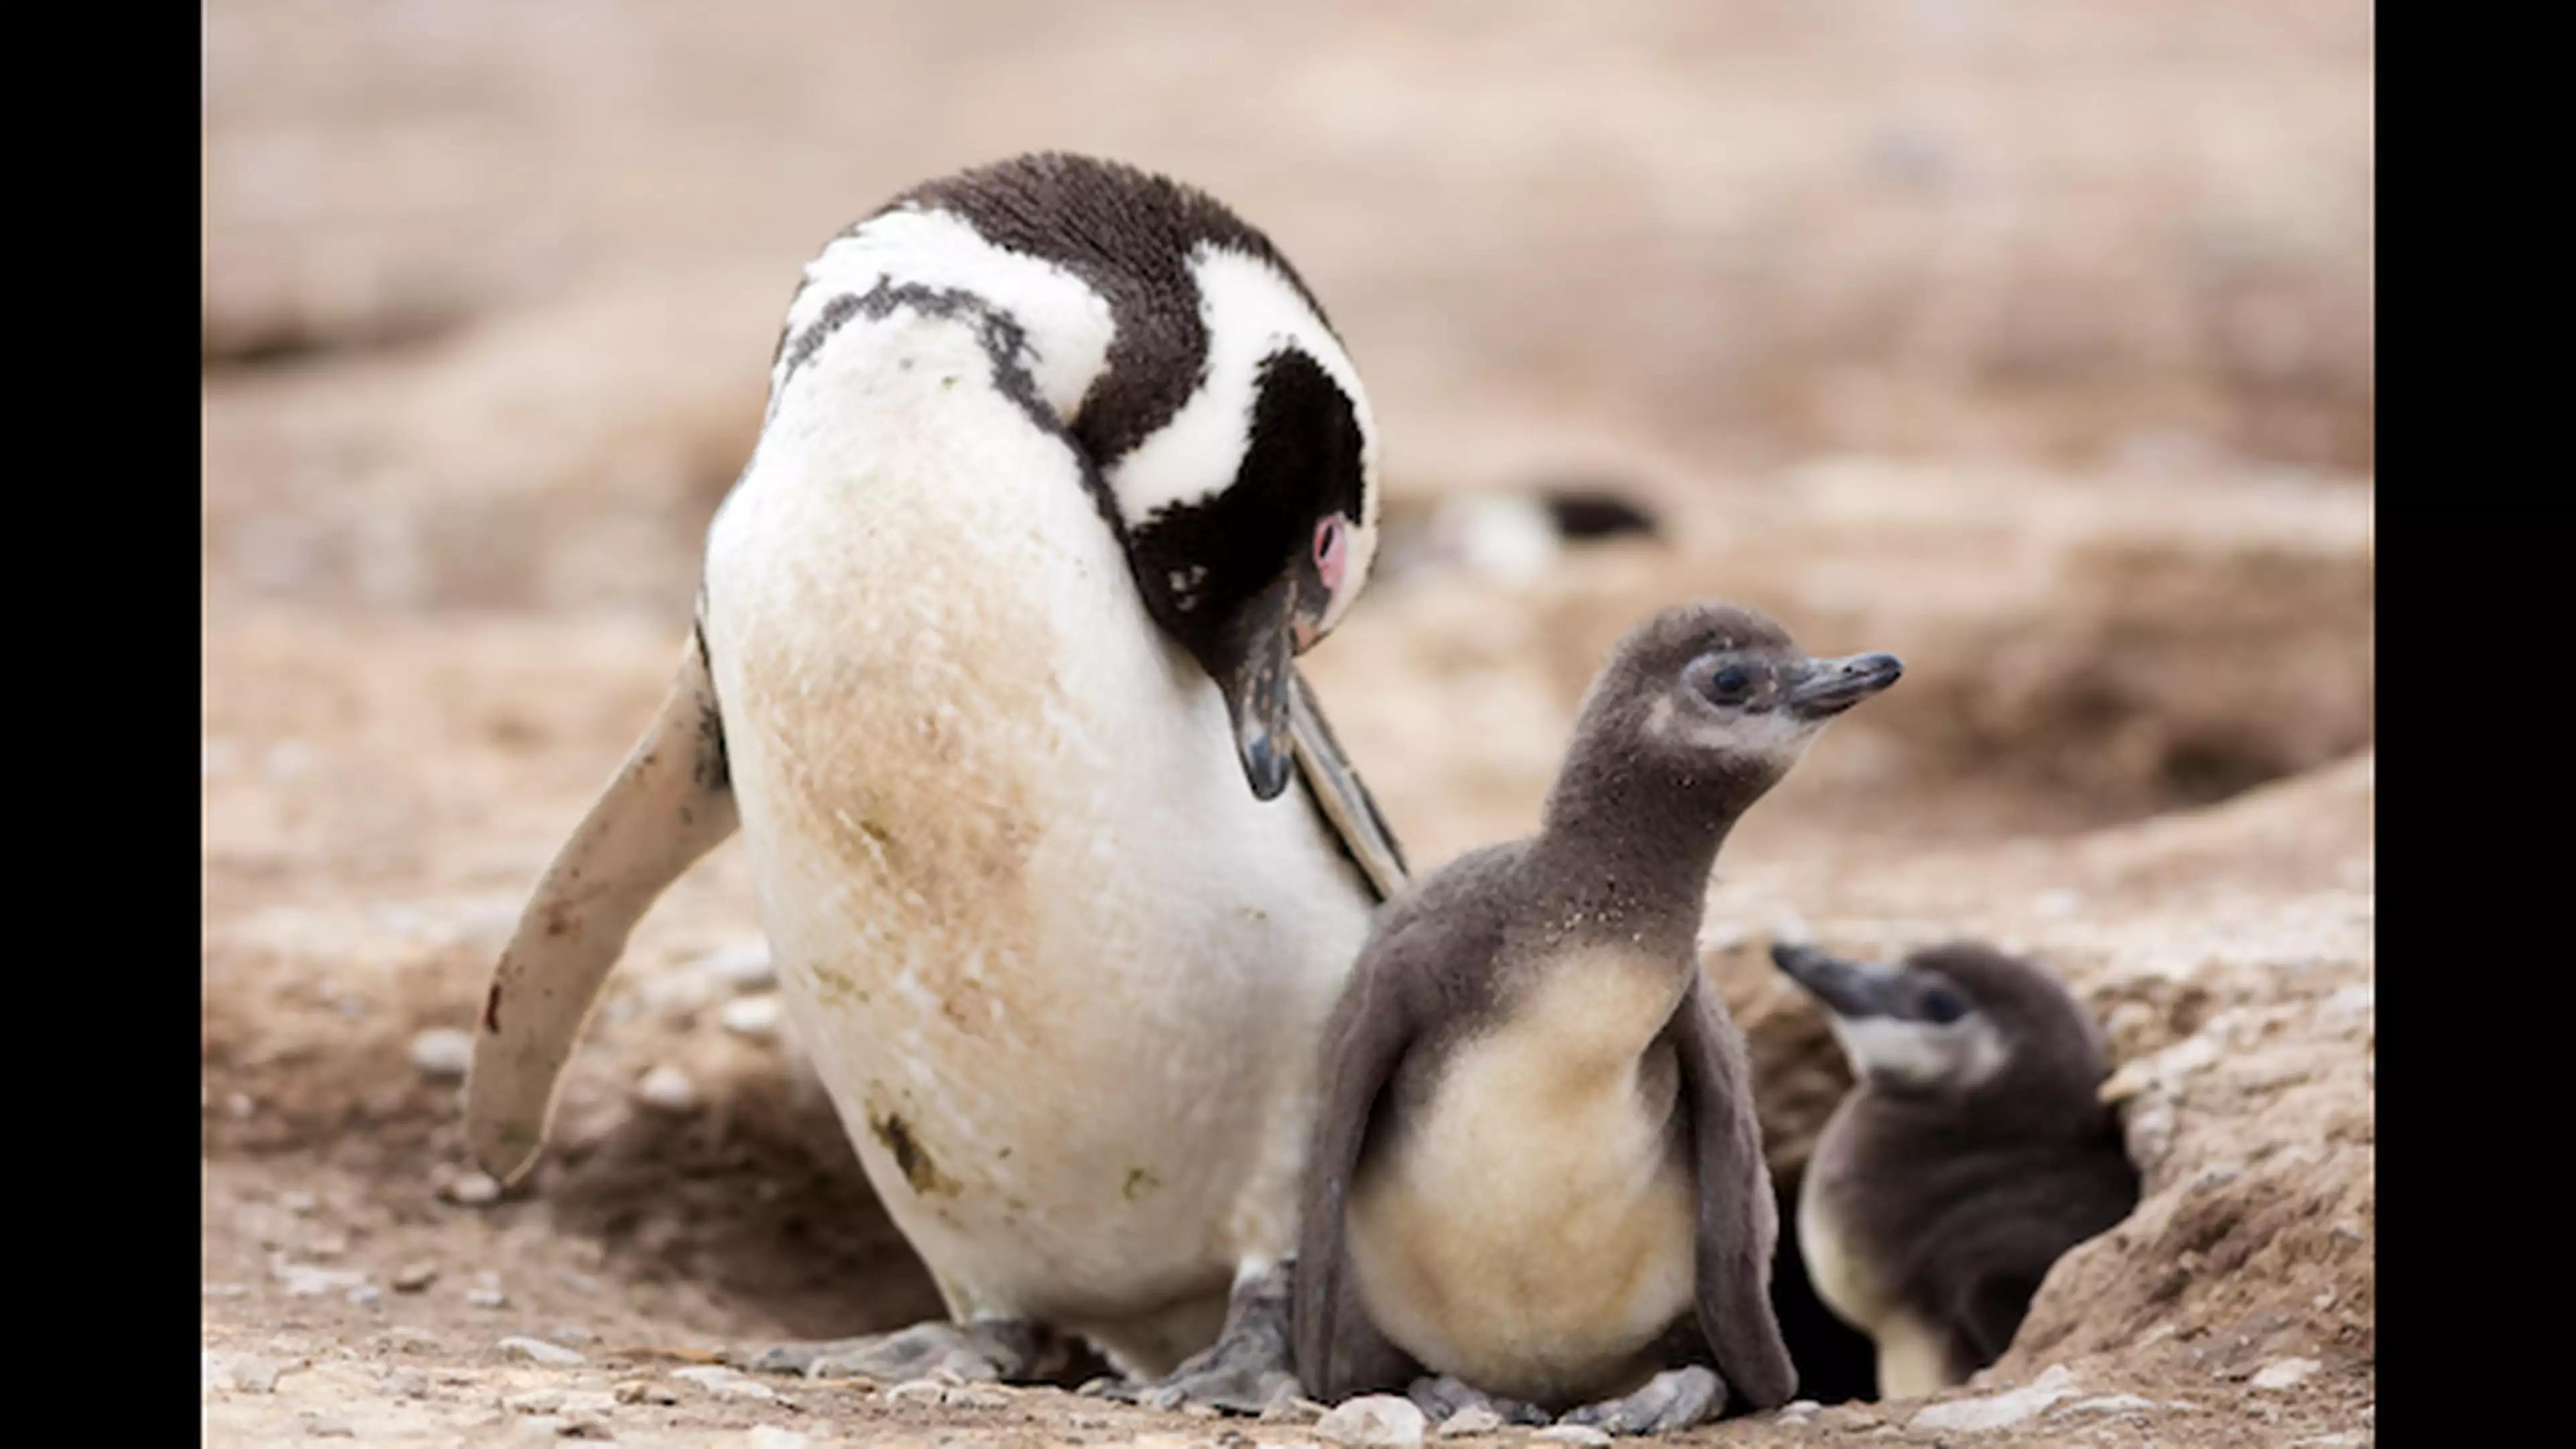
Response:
[1099,1263,1298,1415]
[1405,1374,1552,1426]
[744,1318,1066,1383]
[1555,1366,1728,1436]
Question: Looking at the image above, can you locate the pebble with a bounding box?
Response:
[273,1261,368,1297]
[384,1369,430,1398]
[1316,1394,1428,1447]
[672,1365,781,1402]
[1434,1405,1505,1436]
[695,942,778,990]
[1775,1399,1822,1423]
[635,1064,700,1114]
[499,1336,588,1367]
[444,1171,503,1206]
[948,1385,1014,1410]
[409,1028,476,1080]
[393,1262,440,1293]
[721,995,784,1038]
[465,1286,509,1308]
[1533,1428,1613,1448]
[208,1354,286,1393]
[1908,1365,2077,1432]
[884,1378,951,1406]
[615,1380,681,1405]
[2251,1356,2321,1390]
[347,1284,384,1308]
[1260,1394,1328,1424]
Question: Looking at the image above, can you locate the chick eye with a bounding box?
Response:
[1920,988,1969,1025]
[1709,664,1750,700]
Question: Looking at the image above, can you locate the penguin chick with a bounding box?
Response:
[1770,941,2142,1401]
[1294,600,1904,1432]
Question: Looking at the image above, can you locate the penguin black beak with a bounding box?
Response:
[1782,652,1904,719]
[1215,573,1303,801]
[1770,942,1902,1019]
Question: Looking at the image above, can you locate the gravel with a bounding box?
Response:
[1909,1366,2079,1432]
[408,1028,475,1079]
[1318,1395,1428,1448]
[497,1336,588,1367]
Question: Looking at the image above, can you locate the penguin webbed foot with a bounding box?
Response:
[1555,1365,1729,1436]
[743,1318,1063,1383]
[1097,1261,1300,1415]
[1405,1374,1552,1427]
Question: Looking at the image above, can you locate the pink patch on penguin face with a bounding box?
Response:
[1314,515,1348,597]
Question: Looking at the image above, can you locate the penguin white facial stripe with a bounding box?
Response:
[776,207,1116,427]
[1107,245,1377,530]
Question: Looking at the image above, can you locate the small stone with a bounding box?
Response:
[615,1380,680,1405]
[635,1065,699,1114]
[1533,1428,1612,1448]
[507,1388,569,1413]
[884,1378,950,1406]
[300,1415,356,1438]
[465,1287,508,1308]
[948,1385,1013,1409]
[273,1262,367,1297]
[672,1365,780,1401]
[499,1336,588,1367]
[1908,1365,2077,1432]
[2250,1357,2321,1390]
[696,942,777,990]
[1317,1394,1428,1447]
[384,1369,430,1398]
[347,1284,384,1308]
[393,1263,439,1293]
[409,1028,476,1080]
[1075,1377,1116,1398]
[1184,1402,1224,1419]
[1434,1405,1504,1436]
[444,1171,503,1206]
[1775,1399,1822,1422]
[215,1356,285,1393]
[721,995,783,1038]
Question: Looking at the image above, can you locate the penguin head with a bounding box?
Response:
[875,152,1382,802]
[1582,600,1902,811]
[1770,941,2105,1100]
[1109,290,1379,803]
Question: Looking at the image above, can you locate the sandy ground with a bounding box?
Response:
[202,3,2373,1444]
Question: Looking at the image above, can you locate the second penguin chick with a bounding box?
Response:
[1294,600,1904,1432]
[1770,941,2142,1401]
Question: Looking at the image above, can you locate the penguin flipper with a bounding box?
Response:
[1670,972,1800,1410]
[465,622,740,1185]
[1293,913,1430,1400]
[1286,666,1408,903]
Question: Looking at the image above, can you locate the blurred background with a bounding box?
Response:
[202,0,2374,1429]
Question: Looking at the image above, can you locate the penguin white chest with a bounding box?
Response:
[1346,957,1699,1405]
[700,302,1371,1322]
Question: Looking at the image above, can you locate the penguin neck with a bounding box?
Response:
[1524,746,1748,961]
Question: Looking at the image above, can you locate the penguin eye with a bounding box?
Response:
[1709,665,1751,701]
[1920,987,1969,1025]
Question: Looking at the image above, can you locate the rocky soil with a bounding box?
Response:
[203,2,2373,1444]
